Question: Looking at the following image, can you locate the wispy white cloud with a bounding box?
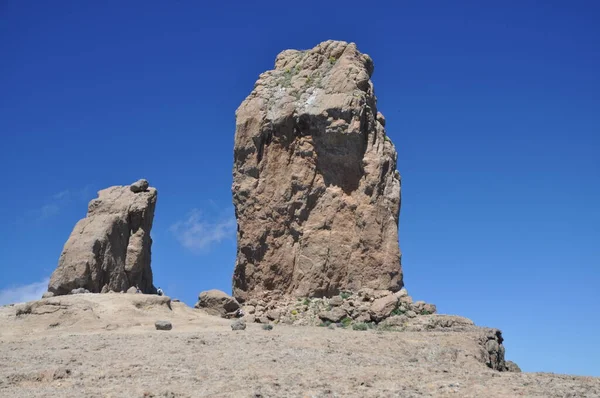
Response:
[170,209,236,252]
[32,185,93,221]
[0,278,49,306]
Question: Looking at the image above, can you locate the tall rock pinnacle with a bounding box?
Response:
[48,179,157,295]
[232,40,402,302]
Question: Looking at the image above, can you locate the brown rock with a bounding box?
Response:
[328,296,344,306]
[48,180,157,296]
[232,40,403,302]
[318,307,348,323]
[369,295,399,322]
[195,290,240,318]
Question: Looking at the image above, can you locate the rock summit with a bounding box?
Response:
[232,40,402,302]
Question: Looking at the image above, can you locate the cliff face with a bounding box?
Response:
[232,41,402,302]
[48,179,157,295]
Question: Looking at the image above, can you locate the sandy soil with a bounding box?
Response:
[0,294,598,397]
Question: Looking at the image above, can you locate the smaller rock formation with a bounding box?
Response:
[47,179,157,296]
[195,290,240,318]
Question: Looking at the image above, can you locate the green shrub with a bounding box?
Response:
[291,309,298,315]
[391,307,405,316]
[340,317,353,328]
[340,292,352,300]
[262,324,273,331]
[303,298,310,306]
[319,320,332,327]
[329,56,336,64]
[352,323,368,331]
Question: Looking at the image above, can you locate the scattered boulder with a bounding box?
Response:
[329,296,343,306]
[126,287,138,294]
[318,307,348,323]
[369,295,399,322]
[232,40,403,302]
[231,319,246,331]
[154,321,172,331]
[195,290,240,318]
[130,179,149,193]
[505,360,522,373]
[41,292,54,299]
[47,180,157,296]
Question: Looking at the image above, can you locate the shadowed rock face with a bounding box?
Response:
[48,180,157,295]
[232,40,402,302]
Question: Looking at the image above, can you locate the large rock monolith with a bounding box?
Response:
[48,179,157,295]
[232,40,402,302]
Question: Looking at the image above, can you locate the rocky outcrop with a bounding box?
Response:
[194,290,240,318]
[232,40,402,302]
[240,288,436,326]
[47,180,157,295]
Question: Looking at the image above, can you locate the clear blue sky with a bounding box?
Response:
[1,1,598,377]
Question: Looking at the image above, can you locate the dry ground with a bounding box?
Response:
[0,294,598,397]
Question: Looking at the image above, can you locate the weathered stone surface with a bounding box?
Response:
[479,328,507,371]
[318,307,347,323]
[130,179,149,193]
[48,180,157,296]
[369,295,399,322]
[232,40,402,302]
[154,320,172,331]
[195,290,240,318]
[41,292,54,299]
[506,360,522,373]
[126,287,138,294]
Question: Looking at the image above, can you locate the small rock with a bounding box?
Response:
[394,288,408,298]
[318,307,348,323]
[354,312,372,323]
[369,295,399,322]
[196,289,240,318]
[70,288,90,295]
[257,316,270,324]
[329,296,344,306]
[505,360,521,372]
[406,310,417,318]
[422,303,437,314]
[130,179,149,193]
[126,286,138,294]
[266,309,281,321]
[155,321,172,331]
[42,292,54,299]
[231,319,246,331]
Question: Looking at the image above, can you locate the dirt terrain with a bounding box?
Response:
[0,294,598,397]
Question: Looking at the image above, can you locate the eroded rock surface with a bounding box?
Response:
[47,180,157,295]
[233,40,402,302]
[195,290,240,318]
